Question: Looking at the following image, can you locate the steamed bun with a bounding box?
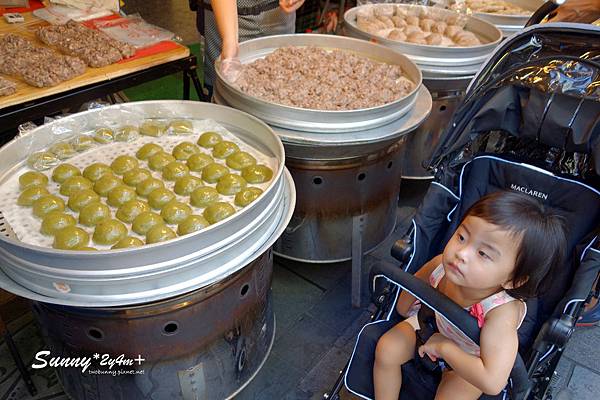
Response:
[426,33,443,46]
[387,29,407,41]
[406,31,427,45]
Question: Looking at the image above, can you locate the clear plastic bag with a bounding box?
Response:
[33,4,113,24]
[216,58,243,84]
[79,100,111,111]
[49,0,119,12]
[17,122,37,138]
[19,111,110,169]
[89,13,178,48]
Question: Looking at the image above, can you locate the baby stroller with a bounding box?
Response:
[326,22,600,400]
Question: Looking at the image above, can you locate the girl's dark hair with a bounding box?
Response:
[462,190,567,300]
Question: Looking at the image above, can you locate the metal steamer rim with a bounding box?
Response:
[215,85,431,145]
[469,0,542,34]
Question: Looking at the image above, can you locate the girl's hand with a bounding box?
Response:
[418,333,450,362]
[279,0,305,14]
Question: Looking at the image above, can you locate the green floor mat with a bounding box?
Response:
[124,43,204,101]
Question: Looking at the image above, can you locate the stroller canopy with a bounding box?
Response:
[430,23,600,178]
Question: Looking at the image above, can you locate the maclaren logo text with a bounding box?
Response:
[510,184,549,200]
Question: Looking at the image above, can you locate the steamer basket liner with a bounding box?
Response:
[0,101,295,306]
[1,120,276,249]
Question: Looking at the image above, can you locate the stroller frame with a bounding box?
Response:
[326,22,600,400]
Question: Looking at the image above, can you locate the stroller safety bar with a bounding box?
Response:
[371,262,480,344]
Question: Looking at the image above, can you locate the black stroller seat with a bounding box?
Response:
[345,155,600,400]
[336,23,600,400]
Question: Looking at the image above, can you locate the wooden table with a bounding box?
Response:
[0,11,205,141]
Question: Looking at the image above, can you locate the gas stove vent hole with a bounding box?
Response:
[240,283,250,298]
[162,321,179,336]
[87,327,105,341]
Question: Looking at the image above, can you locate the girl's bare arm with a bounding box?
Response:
[436,301,522,394]
[395,254,443,317]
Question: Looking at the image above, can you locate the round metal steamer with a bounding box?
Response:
[214,34,423,133]
[214,34,432,262]
[474,11,531,37]
[0,101,296,306]
[344,5,502,178]
[402,76,471,179]
[472,0,542,38]
[344,4,503,76]
[33,251,274,400]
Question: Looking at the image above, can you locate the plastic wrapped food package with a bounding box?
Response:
[168,119,195,136]
[115,125,140,142]
[27,151,60,171]
[36,20,136,68]
[89,13,178,49]
[140,120,167,137]
[0,34,86,88]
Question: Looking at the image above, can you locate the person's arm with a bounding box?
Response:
[279,0,305,14]
[419,301,522,395]
[548,0,600,23]
[210,0,239,59]
[395,254,443,317]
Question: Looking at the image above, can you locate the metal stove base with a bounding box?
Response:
[31,251,275,400]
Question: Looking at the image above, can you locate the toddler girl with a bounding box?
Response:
[374,190,566,399]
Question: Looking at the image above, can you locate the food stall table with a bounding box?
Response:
[0,10,204,142]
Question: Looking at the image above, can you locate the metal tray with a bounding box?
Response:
[215,84,433,160]
[214,34,422,133]
[343,4,503,78]
[472,0,541,36]
[0,101,296,306]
